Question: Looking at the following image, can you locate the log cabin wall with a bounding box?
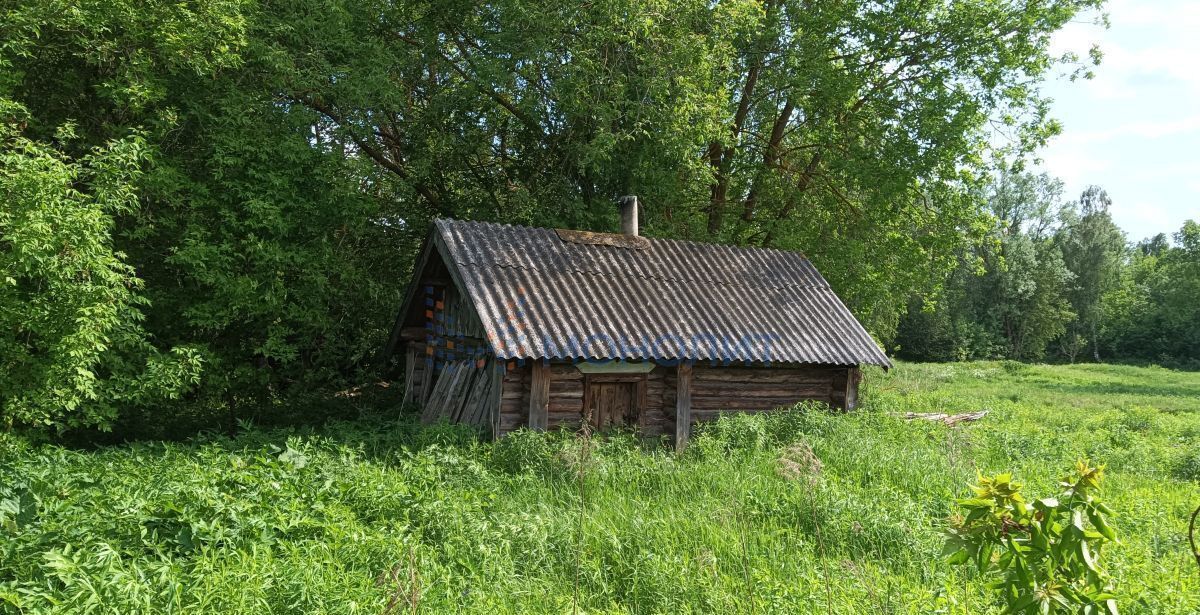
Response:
[688,365,855,420]
[498,361,530,434]
[497,362,676,437]
[495,361,859,438]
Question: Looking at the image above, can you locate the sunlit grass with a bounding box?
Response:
[1,361,1198,613]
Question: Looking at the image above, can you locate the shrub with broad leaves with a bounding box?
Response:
[946,460,1118,614]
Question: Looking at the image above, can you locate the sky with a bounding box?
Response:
[1036,0,1199,242]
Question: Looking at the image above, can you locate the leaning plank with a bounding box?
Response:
[423,361,466,423]
[675,363,693,453]
[458,364,485,426]
[456,363,482,420]
[446,363,472,419]
[487,362,504,437]
[401,347,414,405]
[448,364,478,423]
[462,361,495,428]
[476,361,501,429]
[418,365,448,423]
[528,361,550,431]
[423,364,455,422]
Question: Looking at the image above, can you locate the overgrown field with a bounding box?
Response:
[2,362,1199,613]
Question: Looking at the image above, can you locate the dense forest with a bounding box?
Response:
[2,0,1195,436]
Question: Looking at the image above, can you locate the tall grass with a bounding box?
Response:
[2,361,1198,613]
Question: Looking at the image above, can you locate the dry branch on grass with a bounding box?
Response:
[899,410,989,426]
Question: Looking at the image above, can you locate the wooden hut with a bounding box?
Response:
[382,197,892,450]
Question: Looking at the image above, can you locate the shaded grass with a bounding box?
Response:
[1,361,1198,613]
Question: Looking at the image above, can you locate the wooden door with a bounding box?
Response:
[584,379,642,430]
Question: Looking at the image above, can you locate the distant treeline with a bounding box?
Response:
[894,169,1199,368]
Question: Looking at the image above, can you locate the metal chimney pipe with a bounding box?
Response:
[618,195,639,237]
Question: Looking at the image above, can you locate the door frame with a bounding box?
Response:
[581,373,647,430]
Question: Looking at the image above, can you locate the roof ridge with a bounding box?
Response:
[434,217,814,262]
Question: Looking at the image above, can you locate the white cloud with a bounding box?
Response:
[1050,0,1200,100]
[1034,0,1200,239]
[1055,115,1200,145]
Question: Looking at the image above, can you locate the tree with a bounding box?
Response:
[1137,233,1170,257]
[971,169,1075,360]
[0,103,201,430]
[1059,186,1126,362]
[265,0,1105,339]
[895,168,1074,362]
[1102,221,1200,366]
[3,0,407,432]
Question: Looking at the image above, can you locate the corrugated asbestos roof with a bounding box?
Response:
[432,219,892,368]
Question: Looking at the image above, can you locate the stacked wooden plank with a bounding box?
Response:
[402,344,434,406]
[545,364,583,430]
[640,367,674,437]
[419,359,504,428]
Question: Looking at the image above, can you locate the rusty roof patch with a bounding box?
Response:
[555,228,650,250]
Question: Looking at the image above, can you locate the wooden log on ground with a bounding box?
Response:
[901,410,989,426]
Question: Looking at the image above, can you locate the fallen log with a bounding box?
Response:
[900,410,989,426]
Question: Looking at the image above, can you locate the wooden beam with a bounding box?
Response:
[399,326,489,348]
[675,363,693,453]
[487,361,504,440]
[529,361,550,431]
[575,360,655,374]
[845,367,861,411]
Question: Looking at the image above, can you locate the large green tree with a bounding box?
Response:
[2,0,397,431]
[1058,186,1125,362]
[894,168,1074,361]
[267,0,1104,337]
[0,0,246,430]
[1100,220,1200,366]
[0,108,202,430]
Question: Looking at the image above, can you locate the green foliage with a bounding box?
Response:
[946,462,1119,614]
[896,170,1199,367]
[895,168,1076,362]
[1171,449,1200,483]
[0,102,202,430]
[3,0,1117,430]
[2,362,1199,613]
[1059,187,1126,363]
[2,0,400,430]
[1098,220,1200,368]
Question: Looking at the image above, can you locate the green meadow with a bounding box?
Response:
[2,361,1199,613]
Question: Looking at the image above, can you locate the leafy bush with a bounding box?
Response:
[1172,450,1200,483]
[946,461,1119,614]
[0,108,202,431]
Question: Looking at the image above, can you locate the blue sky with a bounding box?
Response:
[1035,0,1198,242]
